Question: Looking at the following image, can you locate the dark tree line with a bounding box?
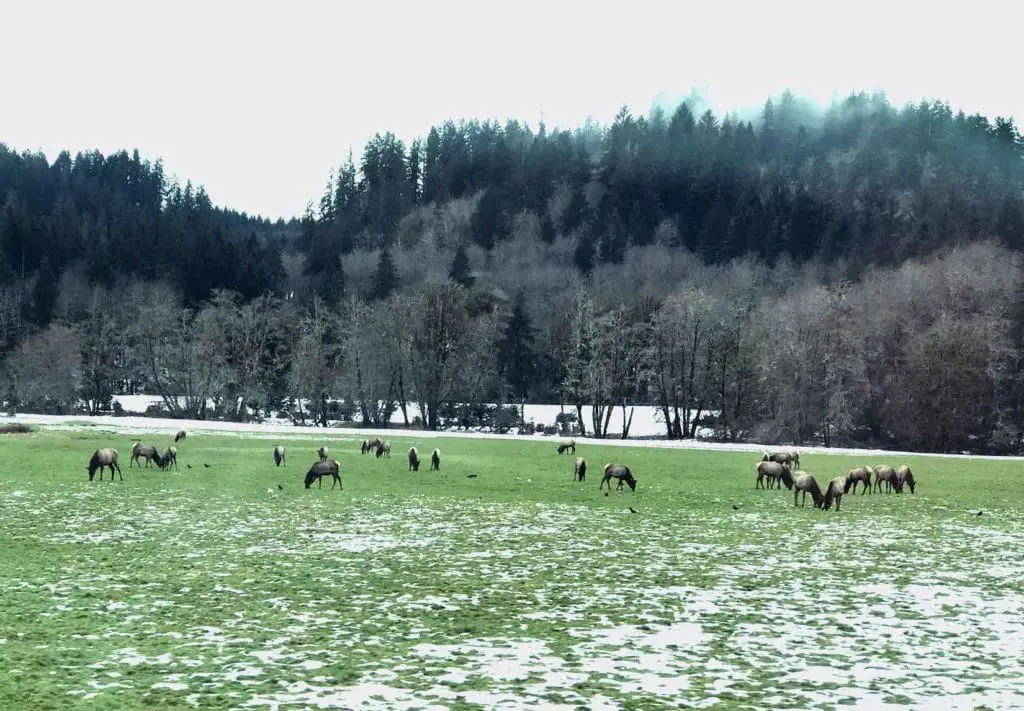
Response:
[0,144,297,318]
[2,88,1024,453]
[298,89,1024,302]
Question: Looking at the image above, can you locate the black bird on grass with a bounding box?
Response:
[186,464,193,469]
[467,473,478,479]
[628,507,638,514]
[203,463,210,468]
[278,484,283,491]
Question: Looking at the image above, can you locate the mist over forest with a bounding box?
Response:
[1,88,1023,454]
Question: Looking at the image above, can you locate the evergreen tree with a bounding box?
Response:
[32,256,57,326]
[371,248,398,301]
[471,188,505,250]
[497,294,537,402]
[449,244,474,287]
[573,232,596,274]
[539,213,556,243]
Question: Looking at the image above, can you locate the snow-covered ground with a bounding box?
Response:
[9,394,1024,462]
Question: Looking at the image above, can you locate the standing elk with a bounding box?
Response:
[573,457,587,482]
[756,460,793,490]
[762,449,800,470]
[873,465,898,493]
[408,447,421,471]
[430,448,441,470]
[273,445,286,467]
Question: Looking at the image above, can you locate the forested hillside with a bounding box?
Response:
[2,89,1024,454]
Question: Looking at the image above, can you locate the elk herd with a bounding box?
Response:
[83,430,919,513]
[756,449,917,511]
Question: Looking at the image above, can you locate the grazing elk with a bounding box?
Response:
[273,445,286,467]
[573,457,587,482]
[600,463,637,492]
[130,442,162,468]
[174,430,187,443]
[430,448,441,471]
[895,465,916,494]
[557,439,576,455]
[87,448,123,482]
[304,459,342,490]
[822,476,847,511]
[844,466,873,494]
[376,441,391,459]
[160,446,178,471]
[792,471,824,508]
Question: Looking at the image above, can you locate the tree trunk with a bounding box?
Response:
[621,403,634,439]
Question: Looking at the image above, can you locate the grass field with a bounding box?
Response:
[1,425,1023,710]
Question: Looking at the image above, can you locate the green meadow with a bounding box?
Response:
[0,424,1022,710]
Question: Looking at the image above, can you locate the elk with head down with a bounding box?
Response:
[174,430,187,443]
[130,442,162,468]
[756,460,793,490]
[894,465,916,494]
[408,446,421,471]
[599,463,636,492]
[844,466,873,494]
[822,476,848,511]
[873,465,898,493]
[273,445,286,467]
[87,448,123,482]
[376,441,391,459]
[557,439,576,455]
[430,448,441,470]
[762,449,800,471]
[304,459,342,490]
[792,471,824,508]
[573,457,587,482]
[159,446,178,471]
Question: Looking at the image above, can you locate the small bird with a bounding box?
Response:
[278,484,283,491]
[974,510,984,516]
[628,507,638,514]
[467,473,477,479]
[186,464,193,469]
[203,463,210,468]
[732,504,741,511]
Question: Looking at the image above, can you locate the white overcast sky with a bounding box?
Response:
[1,0,1020,221]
